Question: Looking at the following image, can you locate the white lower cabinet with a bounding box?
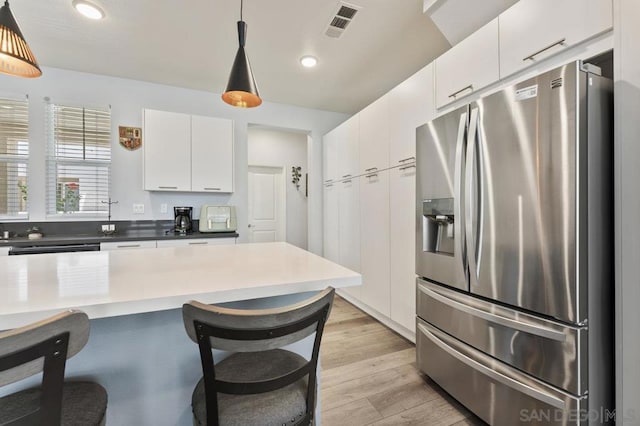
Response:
[156,238,236,248]
[338,177,360,300]
[389,164,417,333]
[359,169,390,317]
[100,240,157,251]
[323,183,340,264]
[0,247,9,256]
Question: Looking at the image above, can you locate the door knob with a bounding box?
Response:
[248,224,253,228]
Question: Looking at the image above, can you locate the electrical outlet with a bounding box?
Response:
[160,203,168,214]
[133,203,145,214]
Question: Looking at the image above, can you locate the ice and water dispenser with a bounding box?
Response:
[422,198,455,256]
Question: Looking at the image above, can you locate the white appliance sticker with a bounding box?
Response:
[515,85,538,101]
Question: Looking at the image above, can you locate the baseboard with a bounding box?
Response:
[336,289,416,344]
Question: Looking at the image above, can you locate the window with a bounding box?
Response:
[47,104,111,216]
[0,96,29,219]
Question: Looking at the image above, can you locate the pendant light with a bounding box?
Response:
[222,0,261,108]
[0,0,41,78]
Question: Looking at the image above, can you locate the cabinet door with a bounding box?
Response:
[338,115,359,180]
[191,116,234,193]
[156,238,236,248]
[389,64,434,166]
[435,18,499,109]
[359,96,389,174]
[0,247,9,256]
[338,177,361,300]
[322,128,340,183]
[143,109,191,191]
[499,0,612,78]
[100,240,157,251]
[389,164,417,333]
[323,183,340,263]
[359,169,390,317]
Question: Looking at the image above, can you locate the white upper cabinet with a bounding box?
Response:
[499,0,613,78]
[435,18,499,109]
[359,96,389,174]
[323,127,341,183]
[144,109,234,193]
[388,64,434,165]
[143,109,191,191]
[191,115,234,193]
[338,115,359,180]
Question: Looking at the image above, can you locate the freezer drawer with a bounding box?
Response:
[417,279,586,395]
[417,319,587,426]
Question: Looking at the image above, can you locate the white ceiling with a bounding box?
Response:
[12,1,468,114]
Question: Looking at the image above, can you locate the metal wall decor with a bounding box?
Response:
[119,126,142,150]
[291,166,302,190]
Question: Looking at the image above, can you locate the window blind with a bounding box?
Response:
[0,97,29,219]
[46,104,111,216]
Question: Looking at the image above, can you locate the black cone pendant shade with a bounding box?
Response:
[222,10,261,108]
[0,1,41,78]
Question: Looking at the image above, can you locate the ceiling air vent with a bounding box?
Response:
[325,2,361,38]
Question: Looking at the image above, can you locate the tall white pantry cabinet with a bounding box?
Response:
[322,64,434,339]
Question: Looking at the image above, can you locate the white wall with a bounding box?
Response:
[614,2,640,424]
[248,127,308,249]
[0,66,347,253]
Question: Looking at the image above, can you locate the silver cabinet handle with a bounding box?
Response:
[448,84,473,99]
[523,38,566,61]
[203,187,221,191]
[364,167,378,172]
[365,173,378,179]
[417,322,566,410]
[324,179,333,184]
[398,156,415,163]
[342,174,352,178]
[325,183,334,187]
[418,283,567,342]
[158,186,178,189]
[188,241,208,245]
[117,244,141,248]
[398,164,416,171]
[342,179,352,184]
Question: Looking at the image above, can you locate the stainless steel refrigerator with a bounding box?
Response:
[415,61,613,425]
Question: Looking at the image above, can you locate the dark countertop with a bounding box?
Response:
[0,230,239,248]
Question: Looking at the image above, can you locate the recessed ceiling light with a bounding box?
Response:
[300,56,318,68]
[72,0,105,20]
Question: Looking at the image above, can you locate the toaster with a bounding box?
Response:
[199,205,237,233]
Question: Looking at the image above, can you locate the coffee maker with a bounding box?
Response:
[174,206,193,234]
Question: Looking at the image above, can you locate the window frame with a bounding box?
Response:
[46,101,112,218]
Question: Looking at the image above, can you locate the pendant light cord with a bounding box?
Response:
[240,0,243,21]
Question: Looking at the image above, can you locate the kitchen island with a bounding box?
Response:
[0,242,360,425]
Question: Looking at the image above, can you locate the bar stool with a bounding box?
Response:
[182,287,335,426]
[0,310,108,426]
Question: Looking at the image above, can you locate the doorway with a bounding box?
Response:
[247,166,286,243]
[247,126,309,249]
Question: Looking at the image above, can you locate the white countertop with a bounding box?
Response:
[0,242,361,329]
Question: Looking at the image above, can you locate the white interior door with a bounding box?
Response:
[248,166,286,243]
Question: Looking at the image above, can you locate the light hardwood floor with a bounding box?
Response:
[320,296,486,426]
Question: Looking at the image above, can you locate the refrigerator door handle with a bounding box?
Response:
[417,322,566,410]
[465,107,480,286]
[454,112,468,276]
[418,282,567,342]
